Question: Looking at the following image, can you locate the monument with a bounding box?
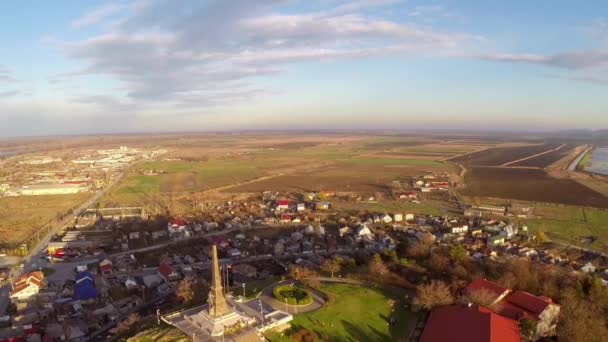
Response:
[182,245,256,337]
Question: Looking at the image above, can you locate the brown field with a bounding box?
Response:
[461,167,608,208]
[450,143,561,166]
[224,162,451,193]
[510,144,577,168]
[0,194,90,244]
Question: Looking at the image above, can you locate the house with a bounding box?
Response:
[276,200,290,211]
[356,225,373,237]
[581,262,597,273]
[10,271,45,302]
[451,225,469,234]
[167,218,187,234]
[499,291,560,338]
[158,263,179,282]
[394,213,403,222]
[125,278,139,290]
[315,202,330,210]
[338,226,352,237]
[465,205,507,217]
[280,214,292,224]
[142,274,163,288]
[405,213,415,222]
[488,235,505,246]
[99,259,113,276]
[421,305,520,342]
[73,272,97,302]
[463,279,510,306]
[227,248,242,258]
[297,203,306,211]
[381,214,393,223]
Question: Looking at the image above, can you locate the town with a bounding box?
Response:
[1,180,607,341]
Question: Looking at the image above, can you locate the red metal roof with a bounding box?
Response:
[504,291,552,317]
[421,305,520,342]
[464,279,509,300]
[158,263,175,279]
[278,200,290,205]
[170,218,187,226]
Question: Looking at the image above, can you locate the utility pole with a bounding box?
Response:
[242,283,246,298]
[258,300,264,328]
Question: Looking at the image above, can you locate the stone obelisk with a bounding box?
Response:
[209,245,230,317]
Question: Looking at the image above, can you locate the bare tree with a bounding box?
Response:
[176,277,195,304]
[116,313,141,335]
[414,280,454,310]
[462,288,504,312]
[321,258,342,278]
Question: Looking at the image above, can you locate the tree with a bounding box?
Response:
[414,280,454,310]
[288,265,318,280]
[176,277,195,304]
[116,313,141,335]
[292,328,317,342]
[449,244,468,263]
[368,254,389,278]
[429,253,450,274]
[519,319,537,341]
[462,288,503,312]
[321,258,342,278]
[536,231,548,244]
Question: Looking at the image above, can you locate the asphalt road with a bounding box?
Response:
[0,172,125,315]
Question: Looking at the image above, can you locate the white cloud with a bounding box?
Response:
[59,0,473,109]
[478,50,608,70]
[0,65,16,83]
[72,3,127,28]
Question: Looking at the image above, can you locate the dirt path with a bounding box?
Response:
[501,144,566,167]
[441,146,492,162]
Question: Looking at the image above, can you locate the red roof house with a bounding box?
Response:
[421,305,520,342]
[158,263,179,282]
[10,271,45,301]
[499,290,560,337]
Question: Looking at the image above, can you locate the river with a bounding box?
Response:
[585,147,608,175]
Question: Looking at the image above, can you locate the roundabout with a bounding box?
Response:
[272,284,314,306]
[258,280,327,314]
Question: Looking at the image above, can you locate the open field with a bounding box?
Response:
[461,167,608,208]
[522,205,608,252]
[224,161,450,193]
[0,194,90,244]
[510,144,577,168]
[450,143,561,166]
[269,283,417,342]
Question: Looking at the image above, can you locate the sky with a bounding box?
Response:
[0,0,607,137]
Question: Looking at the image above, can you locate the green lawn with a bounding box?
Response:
[269,284,418,342]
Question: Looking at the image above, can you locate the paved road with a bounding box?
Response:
[0,172,125,314]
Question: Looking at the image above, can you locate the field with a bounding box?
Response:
[268,283,418,342]
[522,205,608,252]
[225,161,449,193]
[0,194,90,244]
[510,144,577,168]
[450,143,561,166]
[461,167,608,208]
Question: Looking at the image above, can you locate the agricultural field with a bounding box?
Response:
[450,143,562,166]
[0,194,90,244]
[461,167,608,208]
[268,283,418,342]
[510,144,577,168]
[224,160,451,193]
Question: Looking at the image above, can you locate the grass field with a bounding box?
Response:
[269,283,417,342]
[0,194,90,244]
[523,205,608,252]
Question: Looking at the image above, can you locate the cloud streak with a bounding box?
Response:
[59,0,474,109]
[71,3,127,28]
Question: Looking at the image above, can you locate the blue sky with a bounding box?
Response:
[1,0,607,136]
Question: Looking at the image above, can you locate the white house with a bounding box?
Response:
[394,213,403,222]
[356,225,373,237]
[581,262,597,273]
[10,271,45,302]
[451,225,469,234]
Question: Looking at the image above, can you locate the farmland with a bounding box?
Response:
[0,194,90,244]
[510,144,577,168]
[461,167,608,208]
[450,143,562,166]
